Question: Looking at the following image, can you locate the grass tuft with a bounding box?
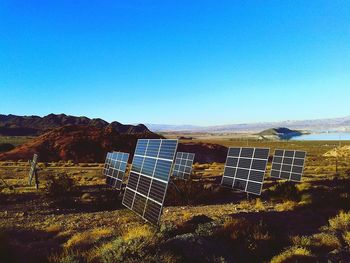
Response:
[270,246,314,263]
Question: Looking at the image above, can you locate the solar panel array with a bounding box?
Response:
[28,154,38,184]
[270,149,306,182]
[172,152,195,180]
[221,147,270,195]
[122,139,178,225]
[105,152,129,190]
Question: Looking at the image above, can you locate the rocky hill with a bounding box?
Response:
[0,124,227,163]
[258,127,304,140]
[0,125,160,162]
[0,114,150,136]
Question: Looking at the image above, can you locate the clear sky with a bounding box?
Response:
[0,1,349,125]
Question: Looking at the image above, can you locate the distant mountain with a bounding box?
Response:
[147,116,350,133]
[0,114,150,136]
[258,127,304,140]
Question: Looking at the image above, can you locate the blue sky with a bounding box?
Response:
[0,1,349,125]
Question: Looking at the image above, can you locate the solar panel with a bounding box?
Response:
[221,147,270,195]
[105,152,129,190]
[172,152,195,180]
[122,139,178,225]
[28,153,38,185]
[102,152,113,177]
[270,149,306,182]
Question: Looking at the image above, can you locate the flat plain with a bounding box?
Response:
[1,136,350,262]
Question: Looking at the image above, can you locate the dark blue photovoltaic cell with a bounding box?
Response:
[154,160,172,181]
[141,157,156,176]
[132,156,143,173]
[228,148,240,157]
[226,157,238,167]
[158,140,177,159]
[135,140,148,156]
[146,140,161,157]
[144,200,162,224]
[240,148,254,158]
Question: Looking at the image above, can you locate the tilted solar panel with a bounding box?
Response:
[102,152,113,177]
[221,147,270,195]
[122,139,178,225]
[270,149,306,182]
[172,152,195,180]
[105,152,129,190]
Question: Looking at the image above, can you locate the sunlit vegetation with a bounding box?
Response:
[1,139,350,262]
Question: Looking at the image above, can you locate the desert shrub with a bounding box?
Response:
[46,173,75,205]
[268,182,301,202]
[311,233,341,250]
[49,251,82,263]
[291,235,312,247]
[99,236,155,262]
[270,246,314,263]
[343,231,350,246]
[216,217,284,262]
[328,211,350,232]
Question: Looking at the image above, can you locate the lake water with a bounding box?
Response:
[291,132,350,141]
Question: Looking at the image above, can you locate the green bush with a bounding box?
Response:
[46,173,75,205]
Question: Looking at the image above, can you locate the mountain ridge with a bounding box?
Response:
[147,115,350,133]
[0,113,150,136]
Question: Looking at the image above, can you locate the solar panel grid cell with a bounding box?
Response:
[172,152,195,180]
[221,147,270,195]
[122,139,178,225]
[270,149,306,182]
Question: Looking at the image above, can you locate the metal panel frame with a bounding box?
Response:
[122,139,178,225]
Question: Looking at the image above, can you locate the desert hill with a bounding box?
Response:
[0,125,227,163]
[0,125,160,162]
[0,113,150,136]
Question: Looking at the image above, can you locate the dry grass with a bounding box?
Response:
[122,225,153,241]
[254,198,266,211]
[64,227,114,249]
[312,232,341,250]
[45,224,63,234]
[270,246,314,263]
[275,201,298,212]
